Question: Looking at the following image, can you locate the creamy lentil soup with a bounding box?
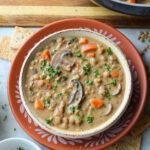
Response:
[24,35,125,132]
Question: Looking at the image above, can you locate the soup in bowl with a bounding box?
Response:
[19,29,132,139]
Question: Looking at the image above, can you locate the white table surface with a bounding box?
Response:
[0,27,150,150]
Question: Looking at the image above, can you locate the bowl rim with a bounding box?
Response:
[0,137,41,150]
[19,28,132,139]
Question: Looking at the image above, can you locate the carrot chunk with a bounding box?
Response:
[81,44,97,53]
[110,70,119,78]
[86,52,96,57]
[41,49,50,61]
[79,37,88,44]
[34,99,44,110]
[90,98,104,109]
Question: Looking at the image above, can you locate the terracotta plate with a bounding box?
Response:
[8,18,148,150]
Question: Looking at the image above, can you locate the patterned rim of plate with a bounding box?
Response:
[8,18,148,150]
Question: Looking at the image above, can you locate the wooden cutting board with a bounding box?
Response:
[0,0,149,27]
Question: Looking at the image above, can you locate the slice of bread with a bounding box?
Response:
[10,27,34,50]
[0,36,14,60]
[0,27,34,61]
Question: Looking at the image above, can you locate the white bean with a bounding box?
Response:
[100,55,107,61]
[79,69,84,76]
[36,92,41,98]
[53,108,61,116]
[61,88,66,94]
[62,117,68,124]
[61,123,68,129]
[103,71,110,78]
[108,55,117,61]
[94,78,102,87]
[69,115,75,125]
[30,74,39,81]
[97,45,104,54]
[89,58,96,66]
[75,116,82,125]
[87,106,93,115]
[72,74,80,80]
[53,116,61,125]
[34,80,44,87]
[85,86,90,94]
[67,82,73,89]
[59,101,65,113]
[99,86,106,96]
[45,92,51,97]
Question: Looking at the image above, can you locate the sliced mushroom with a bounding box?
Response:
[51,50,75,71]
[61,59,75,71]
[68,80,84,106]
[68,87,78,105]
[52,50,72,69]
[98,86,106,97]
[103,104,113,116]
[111,83,121,96]
[60,50,72,59]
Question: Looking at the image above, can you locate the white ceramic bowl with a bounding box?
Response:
[0,138,41,150]
[19,29,132,139]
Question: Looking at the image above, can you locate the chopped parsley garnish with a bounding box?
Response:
[106,47,113,55]
[103,63,110,71]
[40,60,61,78]
[45,118,53,126]
[83,64,91,75]
[111,79,117,86]
[44,65,61,78]
[94,69,100,77]
[40,60,47,70]
[105,88,111,100]
[43,98,50,107]
[74,51,82,57]
[1,105,5,110]
[3,115,7,121]
[70,106,76,113]
[82,58,88,62]
[52,85,58,91]
[57,76,67,82]
[85,116,94,124]
[56,93,63,99]
[17,147,24,150]
[86,80,93,85]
